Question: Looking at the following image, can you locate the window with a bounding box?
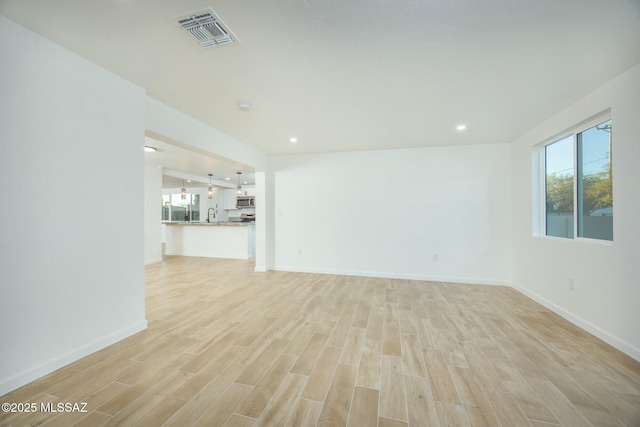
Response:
[162,193,200,222]
[543,118,612,241]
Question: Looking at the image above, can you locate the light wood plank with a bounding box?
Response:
[401,332,427,378]
[526,377,594,427]
[302,346,342,401]
[528,421,562,427]
[133,396,186,427]
[378,417,408,427]
[448,366,500,426]
[366,312,384,341]
[567,366,639,426]
[347,386,378,427]
[339,327,367,366]
[193,383,253,427]
[524,349,604,409]
[326,315,353,348]
[442,349,468,368]
[2,257,638,427]
[356,339,382,389]
[163,361,247,427]
[459,340,505,391]
[383,321,402,357]
[291,333,329,375]
[70,410,111,427]
[404,374,440,427]
[502,378,560,424]
[284,321,320,356]
[286,398,323,427]
[434,401,471,426]
[235,338,290,386]
[424,349,460,404]
[257,373,308,426]
[236,354,297,418]
[352,303,371,329]
[223,414,256,427]
[317,364,357,427]
[380,355,408,421]
[482,388,531,427]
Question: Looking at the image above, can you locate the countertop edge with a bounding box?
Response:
[163,222,254,226]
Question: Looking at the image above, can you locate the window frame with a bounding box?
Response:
[535,111,613,245]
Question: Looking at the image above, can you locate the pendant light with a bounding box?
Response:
[207,174,213,199]
[236,171,242,196]
[181,180,186,200]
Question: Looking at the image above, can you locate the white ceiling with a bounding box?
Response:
[145,136,255,189]
[2,0,640,180]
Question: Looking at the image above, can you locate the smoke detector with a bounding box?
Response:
[173,8,240,48]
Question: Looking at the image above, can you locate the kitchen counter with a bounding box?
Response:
[163,222,255,259]
[163,221,252,226]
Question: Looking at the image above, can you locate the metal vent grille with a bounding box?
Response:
[174,8,239,48]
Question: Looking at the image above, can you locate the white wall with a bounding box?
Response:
[145,163,163,264]
[510,63,640,360]
[254,170,275,271]
[271,144,512,284]
[0,16,147,395]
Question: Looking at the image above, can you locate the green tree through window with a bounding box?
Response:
[544,119,612,241]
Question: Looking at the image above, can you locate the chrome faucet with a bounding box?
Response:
[207,207,216,222]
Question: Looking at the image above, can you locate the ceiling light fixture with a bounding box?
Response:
[207,173,214,199]
[238,102,252,112]
[290,137,298,143]
[144,146,157,152]
[236,171,242,196]
[181,180,187,200]
[456,124,467,131]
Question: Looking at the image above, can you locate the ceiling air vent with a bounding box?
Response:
[173,8,239,48]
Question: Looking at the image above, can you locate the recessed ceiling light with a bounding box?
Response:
[456,124,467,131]
[290,137,298,143]
[144,146,157,152]
[238,102,252,112]
[225,177,230,180]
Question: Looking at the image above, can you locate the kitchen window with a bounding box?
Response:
[541,117,613,241]
[162,193,200,222]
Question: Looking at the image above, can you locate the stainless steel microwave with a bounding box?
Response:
[236,196,255,208]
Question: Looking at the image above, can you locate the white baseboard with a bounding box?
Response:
[512,282,640,362]
[144,257,163,265]
[0,320,148,396]
[272,265,510,286]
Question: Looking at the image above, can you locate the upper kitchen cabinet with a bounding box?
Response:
[240,187,256,197]
[223,189,237,210]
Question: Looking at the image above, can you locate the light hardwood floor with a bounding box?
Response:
[1,256,639,426]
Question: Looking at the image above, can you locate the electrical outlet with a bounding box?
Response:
[297,248,302,255]
[433,253,439,261]
[569,277,576,291]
